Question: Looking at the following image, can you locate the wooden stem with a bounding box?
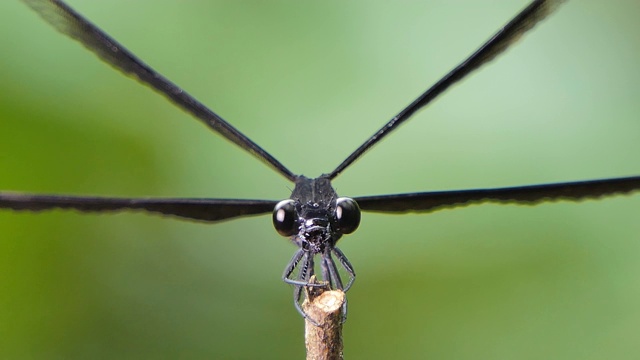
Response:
[303,278,345,360]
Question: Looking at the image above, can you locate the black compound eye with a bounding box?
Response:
[335,197,361,234]
[273,199,298,237]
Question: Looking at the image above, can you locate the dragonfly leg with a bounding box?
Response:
[292,252,321,325]
[320,254,333,289]
[282,249,303,284]
[282,249,323,287]
[323,250,344,290]
[332,247,356,292]
[324,250,348,322]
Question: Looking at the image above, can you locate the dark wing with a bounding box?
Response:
[20,0,296,182]
[0,192,277,222]
[328,0,565,179]
[355,176,640,213]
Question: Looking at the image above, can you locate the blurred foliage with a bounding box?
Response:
[0,1,639,359]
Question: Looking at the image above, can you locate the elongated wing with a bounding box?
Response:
[328,0,565,179]
[355,176,640,213]
[0,192,277,222]
[20,0,296,182]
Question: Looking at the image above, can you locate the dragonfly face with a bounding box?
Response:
[292,201,338,254]
[273,176,360,254]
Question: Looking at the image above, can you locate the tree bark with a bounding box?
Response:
[303,281,345,360]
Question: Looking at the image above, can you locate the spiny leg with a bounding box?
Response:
[293,252,320,324]
[324,251,344,290]
[283,249,324,287]
[282,248,304,285]
[333,247,356,292]
[321,254,334,289]
[283,250,327,324]
[284,249,313,321]
[282,249,308,319]
[295,251,313,310]
[323,250,349,322]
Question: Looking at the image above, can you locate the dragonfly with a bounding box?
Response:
[3,0,639,323]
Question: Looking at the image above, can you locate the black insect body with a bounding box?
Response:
[275,176,360,321]
[2,0,639,323]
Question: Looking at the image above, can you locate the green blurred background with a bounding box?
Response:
[1,1,639,358]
